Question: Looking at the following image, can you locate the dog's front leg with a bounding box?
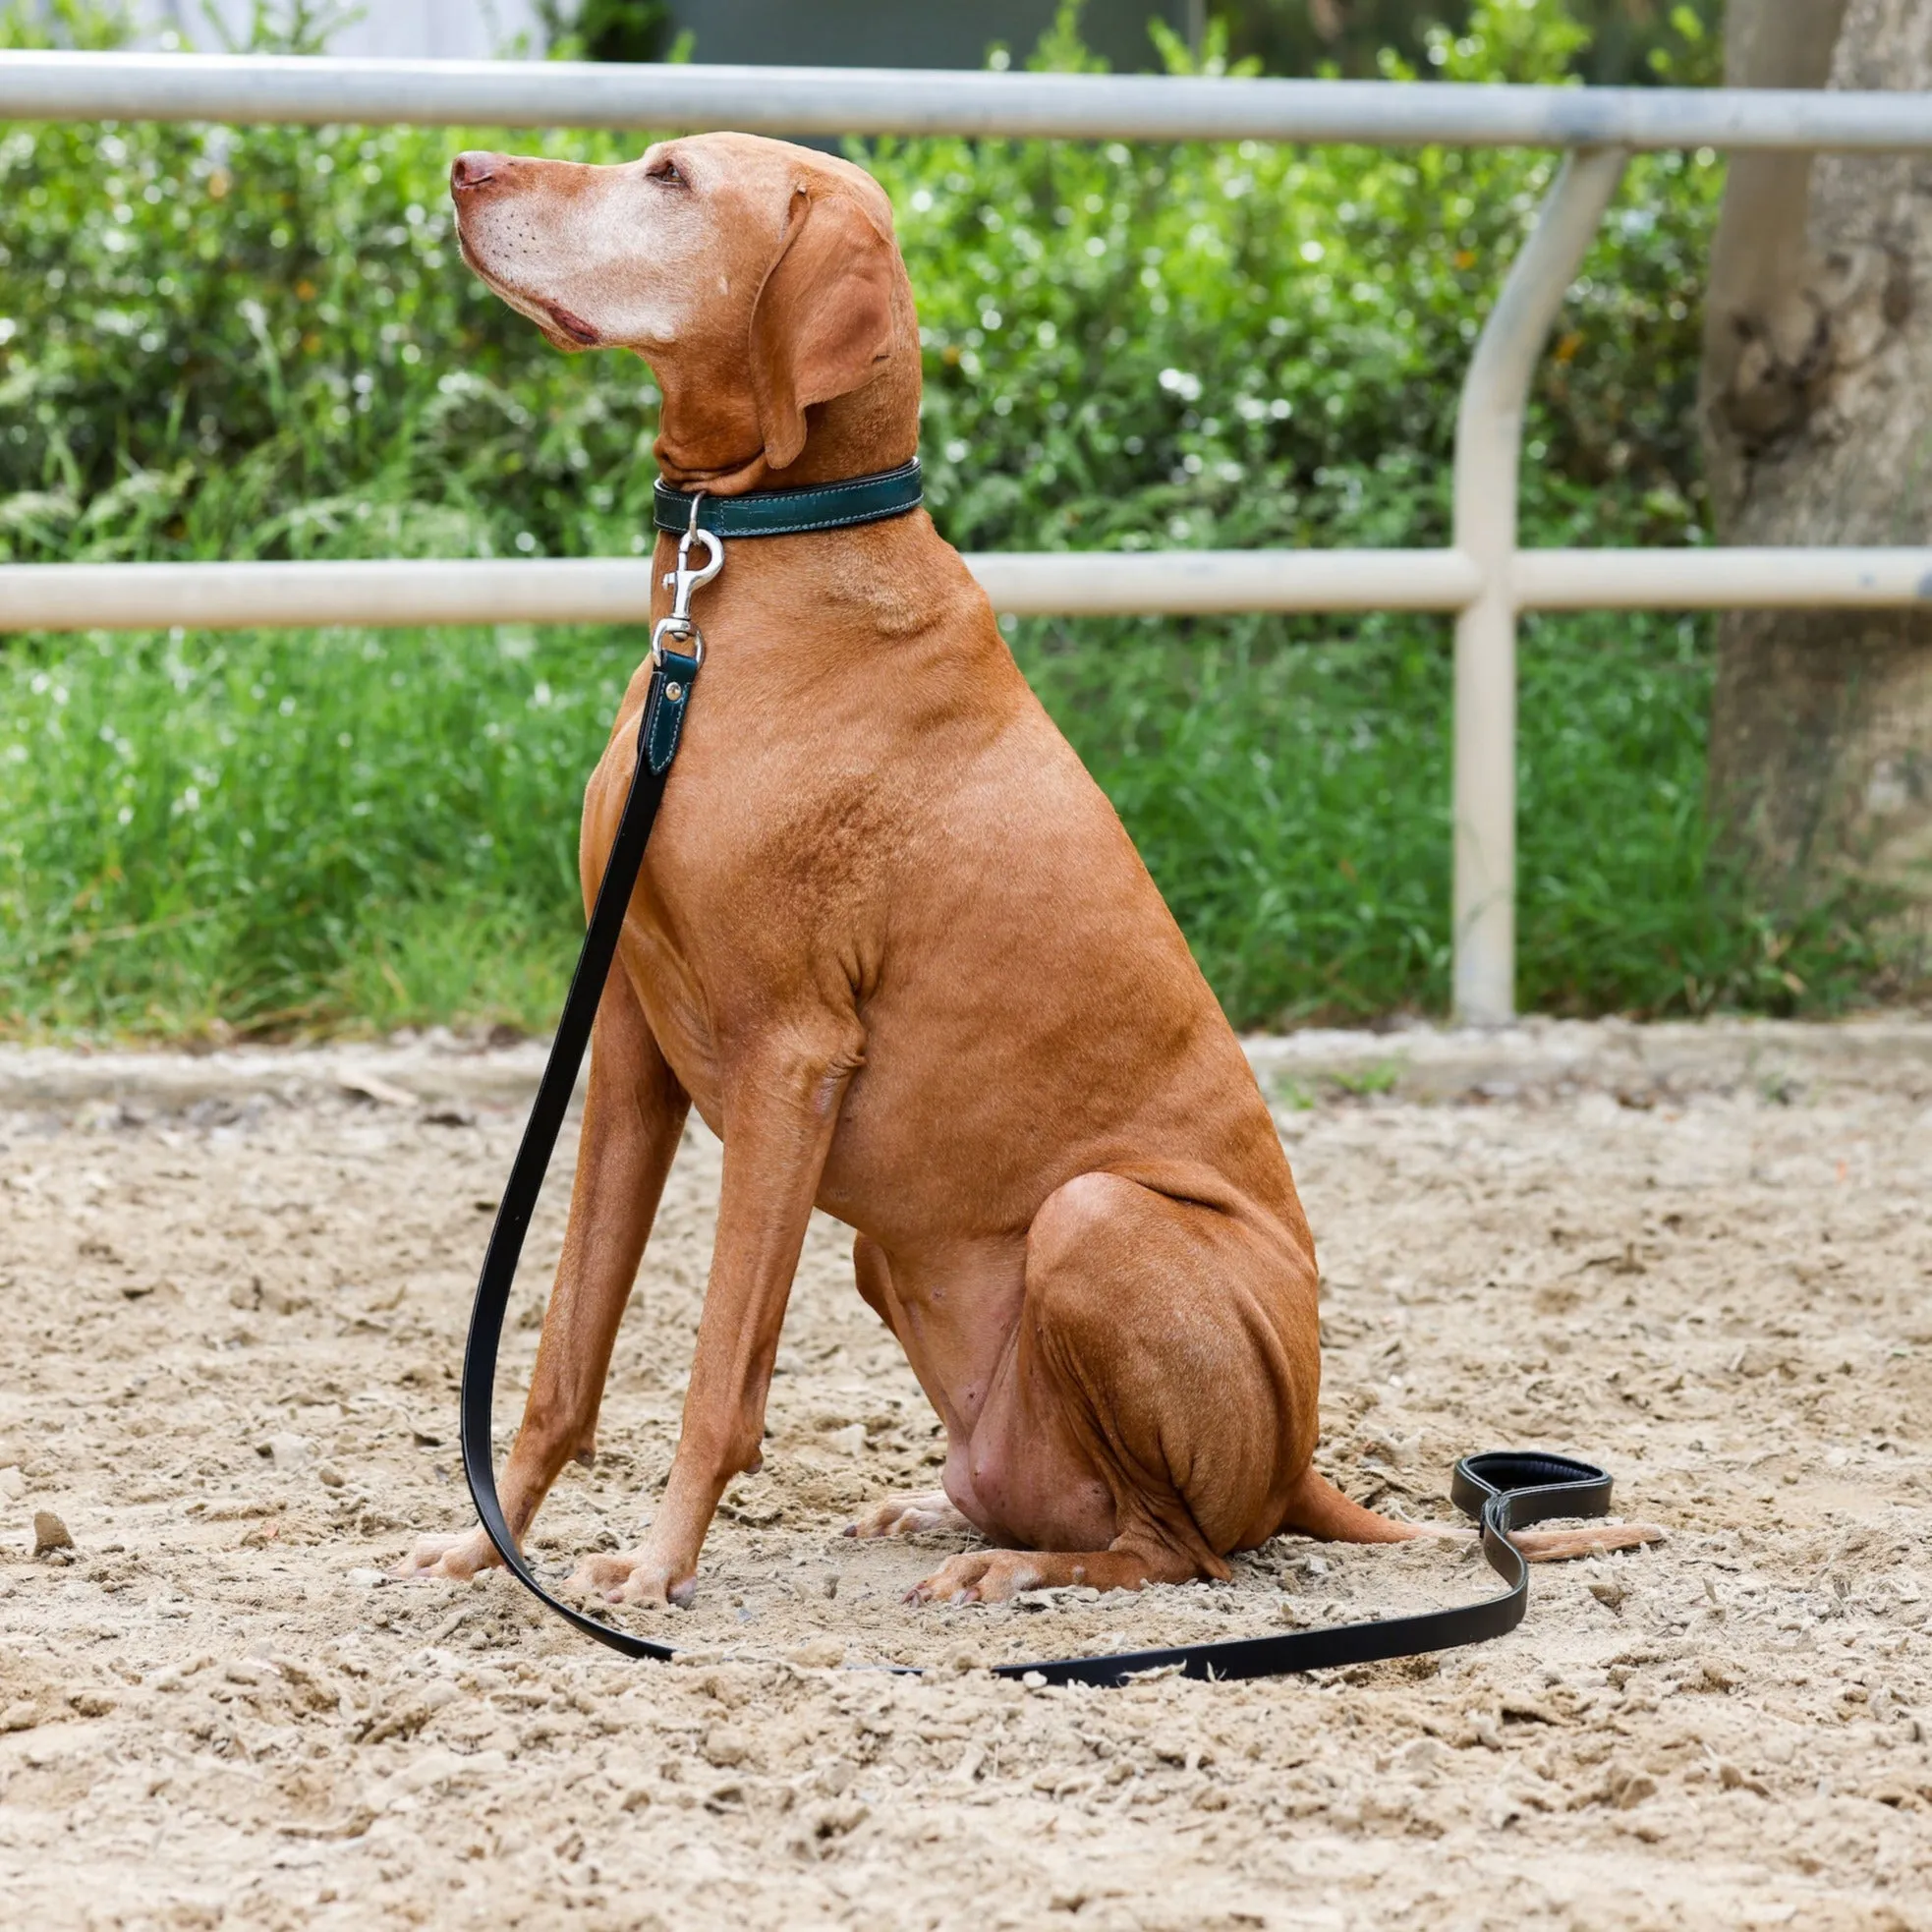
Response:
[570,1020,858,1608]
[396,968,687,1582]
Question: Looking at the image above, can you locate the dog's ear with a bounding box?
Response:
[749,189,896,472]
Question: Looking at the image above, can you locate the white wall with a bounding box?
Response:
[132,1,548,59]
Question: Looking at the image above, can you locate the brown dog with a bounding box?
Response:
[399,133,1651,1609]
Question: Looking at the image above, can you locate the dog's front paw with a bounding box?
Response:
[564,1547,697,1608]
[906,1550,1043,1607]
[392,1528,501,1582]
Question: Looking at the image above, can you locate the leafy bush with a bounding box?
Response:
[0,0,1891,1035]
[1,0,1714,568]
[1213,0,1721,86]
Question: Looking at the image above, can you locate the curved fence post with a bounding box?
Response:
[1451,145,1628,1026]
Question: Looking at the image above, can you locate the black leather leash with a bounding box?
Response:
[1012,1450,1613,1687]
[460,462,1624,1687]
[460,623,697,1668]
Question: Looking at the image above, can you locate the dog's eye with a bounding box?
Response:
[648,157,685,187]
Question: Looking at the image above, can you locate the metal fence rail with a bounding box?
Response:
[5,53,1931,1022]
[8,548,1931,632]
[5,51,1932,149]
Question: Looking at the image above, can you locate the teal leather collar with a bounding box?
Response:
[653,458,923,540]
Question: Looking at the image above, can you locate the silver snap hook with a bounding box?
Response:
[653,491,723,666]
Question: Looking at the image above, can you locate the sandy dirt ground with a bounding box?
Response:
[0,1018,1929,1929]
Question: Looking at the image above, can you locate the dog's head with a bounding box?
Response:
[450,132,916,492]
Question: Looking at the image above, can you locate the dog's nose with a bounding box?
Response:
[450,151,501,193]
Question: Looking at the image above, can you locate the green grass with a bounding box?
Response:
[1024,605,1886,1024]
[0,617,636,1036]
[0,602,1889,1041]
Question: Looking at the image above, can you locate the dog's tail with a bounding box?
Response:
[1277,1465,1663,1563]
[1278,1465,1435,1545]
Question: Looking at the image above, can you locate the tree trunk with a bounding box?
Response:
[1702,0,1932,940]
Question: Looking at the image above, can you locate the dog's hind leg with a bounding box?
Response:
[846,1493,973,1539]
[395,967,688,1582]
[909,1170,1321,1605]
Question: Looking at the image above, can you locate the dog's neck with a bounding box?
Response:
[651,290,923,496]
[653,382,920,496]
